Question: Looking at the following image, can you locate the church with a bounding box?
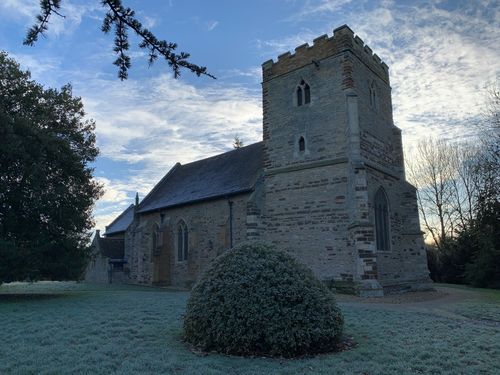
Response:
[85,25,431,296]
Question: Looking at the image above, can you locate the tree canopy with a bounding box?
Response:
[0,52,103,283]
[25,0,215,80]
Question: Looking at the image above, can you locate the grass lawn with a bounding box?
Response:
[1,282,499,375]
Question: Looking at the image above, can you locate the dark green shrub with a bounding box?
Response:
[183,243,344,357]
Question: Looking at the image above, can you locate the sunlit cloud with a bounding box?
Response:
[267,0,499,147]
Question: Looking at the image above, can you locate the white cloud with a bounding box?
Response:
[206,20,219,31]
[256,29,319,57]
[8,53,61,81]
[0,0,39,19]
[0,0,100,38]
[76,73,262,230]
[142,16,157,29]
[267,0,499,148]
[96,177,129,204]
[286,0,355,21]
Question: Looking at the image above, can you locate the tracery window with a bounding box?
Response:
[177,220,188,262]
[374,188,390,251]
[296,80,311,106]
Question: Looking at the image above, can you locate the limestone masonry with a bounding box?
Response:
[86,25,432,296]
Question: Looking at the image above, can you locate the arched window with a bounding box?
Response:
[304,83,311,104]
[177,220,188,262]
[296,80,311,107]
[296,86,303,106]
[298,136,306,152]
[374,188,390,251]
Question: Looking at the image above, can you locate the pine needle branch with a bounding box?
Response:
[24,0,64,46]
[24,0,215,80]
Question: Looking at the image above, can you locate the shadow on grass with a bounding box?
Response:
[0,293,69,302]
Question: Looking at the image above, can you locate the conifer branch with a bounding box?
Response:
[24,0,215,80]
[24,0,64,46]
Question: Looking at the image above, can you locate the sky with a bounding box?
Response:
[0,0,499,232]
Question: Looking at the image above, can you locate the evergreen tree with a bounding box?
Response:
[0,52,103,283]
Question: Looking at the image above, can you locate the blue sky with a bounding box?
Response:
[0,0,499,231]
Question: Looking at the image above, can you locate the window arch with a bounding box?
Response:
[374,188,390,251]
[296,80,311,106]
[177,220,188,262]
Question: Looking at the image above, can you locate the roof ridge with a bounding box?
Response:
[136,141,263,213]
[105,204,134,232]
[178,141,263,169]
[138,162,181,209]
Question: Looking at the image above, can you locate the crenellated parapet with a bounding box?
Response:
[262,25,389,84]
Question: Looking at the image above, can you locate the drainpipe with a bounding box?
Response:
[228,199,234,248]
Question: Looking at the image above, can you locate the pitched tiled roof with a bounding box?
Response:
[104,204,135,235]
[98,237,125,259]
[138,142,263,213]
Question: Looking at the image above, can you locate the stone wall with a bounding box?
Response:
[263,164,353,281]
[84,251,109,283]
[365,167,430,291]
[125,194,251,287]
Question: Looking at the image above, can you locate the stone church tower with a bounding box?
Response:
[259,25,430,296]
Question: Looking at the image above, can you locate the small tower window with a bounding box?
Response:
[304,84,311,104]
[295,80,311,107]
[298,136,306,152]
[296,86,303,106]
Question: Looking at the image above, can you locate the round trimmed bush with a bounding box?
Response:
[183,243,344,357]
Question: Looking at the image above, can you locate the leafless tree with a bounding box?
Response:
[407,138,493,249]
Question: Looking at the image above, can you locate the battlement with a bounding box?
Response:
[262,25,389,84]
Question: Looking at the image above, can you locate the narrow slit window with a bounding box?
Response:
[177,220,188,262]
[304,84,310,104]
[299,137,305,152]
[152,224,160,255]
[374,188,390,251]
[296,87,303,106]
[369,81,378,112]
